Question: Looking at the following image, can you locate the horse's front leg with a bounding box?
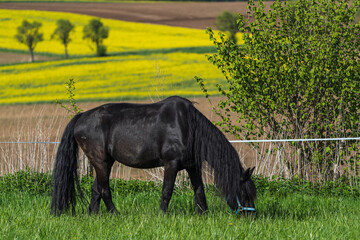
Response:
[186,167,208,214]
[160,160,180,213]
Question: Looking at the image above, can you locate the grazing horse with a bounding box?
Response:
[51,96,256,215]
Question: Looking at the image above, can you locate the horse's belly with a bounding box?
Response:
[110,143,164,169]
[115,155,164,169]
[108,129,185,169]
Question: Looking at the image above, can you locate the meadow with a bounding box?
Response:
[0,5,359,239]
[1,172,359,239]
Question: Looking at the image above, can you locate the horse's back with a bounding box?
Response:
[73,96,194,168]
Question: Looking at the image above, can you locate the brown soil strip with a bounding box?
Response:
[0,52,57,65]
[0,2,273,29]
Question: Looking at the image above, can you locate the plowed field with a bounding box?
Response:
[0,2,273,29]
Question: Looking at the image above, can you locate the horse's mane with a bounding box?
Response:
[188,103,256,202]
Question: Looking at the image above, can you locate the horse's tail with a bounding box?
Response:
[51,113,84,215]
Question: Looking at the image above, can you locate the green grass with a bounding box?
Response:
[1,171,359,239]
[1,190,359,239]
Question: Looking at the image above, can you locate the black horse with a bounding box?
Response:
[51,96,256,215]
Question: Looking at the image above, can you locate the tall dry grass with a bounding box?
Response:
[0,105,63,175]
[1,102,358,189]
[0,103,195,184]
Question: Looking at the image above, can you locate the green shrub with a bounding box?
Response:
[78,175,161,196]
[1,169,359,198]
[252,175,360,198]
[197,0,360,182]
[0,168,52,194]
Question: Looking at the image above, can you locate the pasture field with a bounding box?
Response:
[1,178,359,239]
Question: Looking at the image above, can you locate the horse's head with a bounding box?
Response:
[226,167,257,216]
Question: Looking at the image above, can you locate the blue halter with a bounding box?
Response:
[226,195,256,214]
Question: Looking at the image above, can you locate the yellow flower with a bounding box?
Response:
[0,9,229,104]
[0,9,229,55]
[0,53,224,104]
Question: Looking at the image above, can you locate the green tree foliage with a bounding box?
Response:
[14,20,43,62]
[51,19,75,59]
[83,18,109,56]
[197,0,360,182]
[215,11,239,43]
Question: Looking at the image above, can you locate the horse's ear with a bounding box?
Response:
[240,167,255,182]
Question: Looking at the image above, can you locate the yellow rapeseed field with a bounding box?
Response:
[0,53,224,104]
[0,9,218,56]
[0,9,233,104]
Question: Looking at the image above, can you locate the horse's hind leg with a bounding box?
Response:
[160,161,180,213]
[89,177,101,213]
[89,157,118,214]
[186,167,208,214]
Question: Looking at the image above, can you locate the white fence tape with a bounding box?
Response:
[0,137,360,144]
[0,141,60,144]
[229,137,360,143]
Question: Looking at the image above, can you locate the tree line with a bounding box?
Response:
[15,12,239,63]
[15,18,109,62]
